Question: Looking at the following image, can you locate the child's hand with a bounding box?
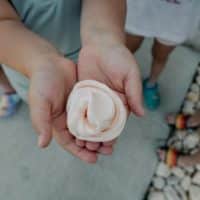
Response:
[29,55,98,163]
[77,40,145,152]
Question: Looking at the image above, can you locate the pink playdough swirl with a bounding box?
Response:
[66,80,127,142]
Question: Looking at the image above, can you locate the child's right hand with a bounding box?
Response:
[28,54,98,163]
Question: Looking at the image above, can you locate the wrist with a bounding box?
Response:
[82,28,125,47]
[26,50,62,78]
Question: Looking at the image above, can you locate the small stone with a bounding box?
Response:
[196,75,200,85]
[192,172,200,185]
[196,164,200,171]
[164,186,181,200]
[148,191,165,200]
[152,176,165,190]
[190,148,200,155]
[156,162,171,178]
[167,136,182,149]
[175,130,187,140]
[182,101,195,115]
[197,67,200,75]
[172,141,183,151]
[172,167,185,179]
[167,175,179,186]
[183,134,199,150]
[148,186,155,193]
[181,176,191,191]
[189,185,200,200]
[174,185,187,200]
[184,166,195,175]
[196,101,200,109]
[190,83,200,93]
[186,91,199,103]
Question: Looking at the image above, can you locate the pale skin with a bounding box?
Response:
[0,0,144,163]
[126,33,175,84]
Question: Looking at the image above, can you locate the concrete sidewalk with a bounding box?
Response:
[0,40,199,200]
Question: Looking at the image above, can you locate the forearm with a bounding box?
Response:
[0,20,59,78]
[0,0,60,78]
[81,0,126,46]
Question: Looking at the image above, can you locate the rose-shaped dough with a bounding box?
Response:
[67,80,127,142]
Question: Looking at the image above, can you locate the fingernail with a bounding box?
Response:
[134,106,145,117]
[38,134,45,148]
[140,108,145,116]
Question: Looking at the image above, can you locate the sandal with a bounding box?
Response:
[0,93,21,118]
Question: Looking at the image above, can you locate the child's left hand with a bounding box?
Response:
[77,39,144,153]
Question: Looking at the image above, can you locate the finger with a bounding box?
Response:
[76,139,86,147]
[86,142,101,151]
[103,139,117,147]
[124,67,145,117]
[53,125,98,164]
[116,92,130,114]
[29,94,53,148]
[98,146,113,155]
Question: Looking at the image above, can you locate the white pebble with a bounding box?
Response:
[196,164,200,171]
[167,136,181,148]
[156,162,171,178]
[174,185,187,200]
[148,186,155,193]
[197,67,200,75]
[166,175,179,186]
[152,176,165,190]
[164,186,181,200]
[172,167,185,179]
[196,75,200,85]
[175,130,187,140]
[192,172,200,185]
[197,75,200,84]
[186,91,199,103]
[148,191,165,200]
[184,166,195,175]
[182,101,195,115]
[196,101,200,109]
[173,141,183,151]
[190,148,200,155]
[181,176,191,191]
[183,134,199,150]
[189,185,200,200]
[190,83,200,93]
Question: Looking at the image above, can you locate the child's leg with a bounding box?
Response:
[149,39,176,84]
[0,66,15,93]
[126,33,144,53]
[143,39,176,110]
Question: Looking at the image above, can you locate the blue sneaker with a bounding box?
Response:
[143,79,160,110]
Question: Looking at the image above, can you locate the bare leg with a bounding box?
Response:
[0,66,15,93]
[149,39,176,84]
[126,33,144,53]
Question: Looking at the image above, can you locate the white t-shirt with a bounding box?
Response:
[126,0,200,43]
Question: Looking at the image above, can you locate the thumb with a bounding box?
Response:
[29,93,53,148]
[124,66,145,117]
